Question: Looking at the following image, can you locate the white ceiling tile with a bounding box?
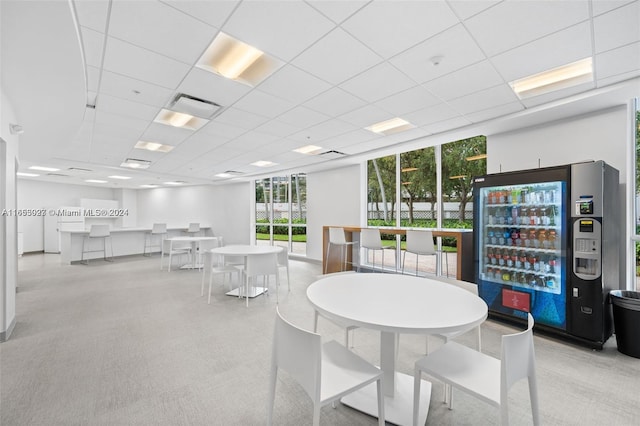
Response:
[222,1,335,61]
[80,27,105,68]
[424,60,504,101]
[73,0,110,33]
[390,24,486,84]
[141,122,193,145]
[254,119,300,138]
[303,87,367,117]
[229,131,281,151]
[233,90,295,119]
[103,37,191,89]
[108,0,215,64]
[169,131,229,157]
[289,119,357,143]
[199,146,243,163]
[405,103,462,127]
[323,129,380,149]
[374,85,441,116]
[466,101,524,124]
[98,70,175,107]
[491,22,592,82]
[292,27,382,85]
[593,1,640,53]
[339,104,392,127]
[94,110,149,135]
[592,0,637,16]
[199,120,248,139]
[177,67,251,108]
[597,69,640,86]
[258,65,332,104]
[159,0,239,28]
[305,0,369,24]
[422,116,472,135]
[214,107,270,130]
[464,1,590,57]
[87,66,100,92]
[275,106,330,128]
[96,94,160,122]
[520,81,596,109]
[446,0,501,21]
[342,1,459,59]
[447,84,520,115]
[339,62,416,103]
[595,41,640,80]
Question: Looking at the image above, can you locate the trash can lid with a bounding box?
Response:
[610,290,640,311]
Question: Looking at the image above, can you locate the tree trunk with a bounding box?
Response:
[372,159,389,221]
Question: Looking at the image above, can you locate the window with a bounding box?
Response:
[254,174,307,255]
[367,154,396,226]
[633,99,640,290]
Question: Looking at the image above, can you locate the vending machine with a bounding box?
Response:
[473,160,620,348]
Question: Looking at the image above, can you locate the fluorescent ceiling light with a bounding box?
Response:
[293,145,323,155]
[366,118,415,135]
[509,58,593,99]
[465,154,487,161]
[29,165,59,172]
[85,179,107,183]
[153,109,208,131]
[140,184,159,188]
[108,175,132,180]
[134,141,174,153]
[196,32,282,87]
[216,173,232,178]
[251,160,277,167]
[402,167,418,172]
[121,158,151,169]
[17,172,39,177]
[164,181,184,185]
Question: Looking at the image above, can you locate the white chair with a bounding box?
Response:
[324,227,358,274]
[313,271,358,348]
[402,229,448,276]
[185,222,200,236]
[360,228,396,272]
[425,277,482,354]
[81,224,113,264]
[276,246,291,292]
[161,239,192,272]
[200,247,242,305]
[243,252,280,307]
[413,313,539,426]
[267,307,385,426]
[143,223,167,256]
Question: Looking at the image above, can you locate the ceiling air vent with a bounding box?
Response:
[68,167,93,173]
[170,93,222,119]
[319,150,347,159]
[47,173,70,177]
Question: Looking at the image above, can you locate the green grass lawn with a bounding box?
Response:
[256,234,457,252]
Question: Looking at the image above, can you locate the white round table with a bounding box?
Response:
[307,273,488,426]
[209,245,283,298]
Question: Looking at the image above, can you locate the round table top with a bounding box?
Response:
[307,273,488,335]
[209,244,283,256]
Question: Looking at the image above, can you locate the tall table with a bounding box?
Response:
[208,245,283,298]
[307,273,488,426]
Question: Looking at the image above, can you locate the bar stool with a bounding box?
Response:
[185,223,200,236]
[81,224,113,264]
[143,223,167,256]
[360,228,396,272]
[401,229,448,276]
[324,227,358,274]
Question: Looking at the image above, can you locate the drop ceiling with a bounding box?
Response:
[2,0,639,189]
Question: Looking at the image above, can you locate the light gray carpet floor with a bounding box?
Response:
[1,253,639,425]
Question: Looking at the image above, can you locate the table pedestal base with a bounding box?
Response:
[225,286,267,298]
[341,372,431,426]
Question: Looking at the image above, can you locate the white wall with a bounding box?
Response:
[17,180,115,252]
[136,182,251,244]
[306,165,361,261]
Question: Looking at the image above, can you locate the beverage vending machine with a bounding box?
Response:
[473,160,620,348]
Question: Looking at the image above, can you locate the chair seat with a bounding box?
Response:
[319,340,384,404]
[416,341,500,406]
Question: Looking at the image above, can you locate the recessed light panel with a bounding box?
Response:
[140,184,159,188]
[17,172,39,177]
[121,158,151,169]
[293,145,323,155]
[85,179,108,183]
[251,160,277,167]
[366,118,415,135]
[164,181,185,185]
[153,109,208,131]
[134,141,174,153]
[509,58,593,99]
[29,165,59,172]
[196,32,282,87]
[108,175,132,180]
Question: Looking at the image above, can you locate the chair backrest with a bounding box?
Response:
[89,224,110,238]
[329,227,347,245]
[246,252,279,276]
[151,223,167,234]
[406,229,436,255]
[360,228,383,250]
[198,238,220,252]
[170,239,191,250]
[277,246,289,267]
[188,223,200,233]
[501,313,536,395]
[272,307,321,402]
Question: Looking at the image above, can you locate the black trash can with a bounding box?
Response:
[610,290,640,358]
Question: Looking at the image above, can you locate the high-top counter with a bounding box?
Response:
[322,226,474,281]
